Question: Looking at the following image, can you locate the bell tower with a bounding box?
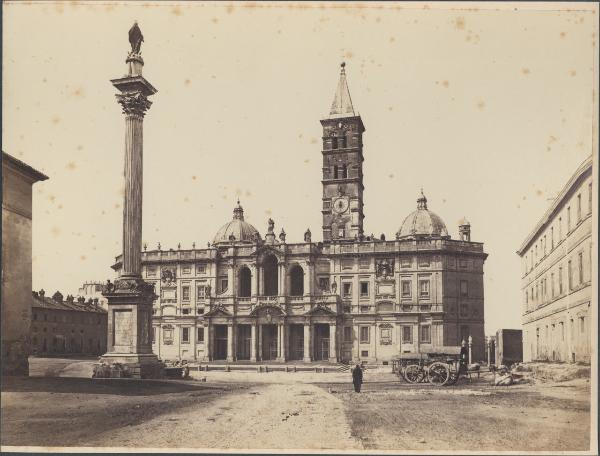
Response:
[320,63,365,242]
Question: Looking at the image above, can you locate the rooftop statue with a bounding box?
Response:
[129,21,144,54]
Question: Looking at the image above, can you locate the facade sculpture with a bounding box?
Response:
[111,63,488,364]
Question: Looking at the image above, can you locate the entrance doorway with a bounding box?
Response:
[313,324,330,361]
[214,325,228,360]
[261,324,277,360]
[288,324,304,360]
[237,325,251,360]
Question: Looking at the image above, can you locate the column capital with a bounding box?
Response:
[116,91,153,117]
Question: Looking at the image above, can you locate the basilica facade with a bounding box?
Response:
[111,64,488,364]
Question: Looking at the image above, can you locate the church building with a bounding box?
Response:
[111,64,488,364]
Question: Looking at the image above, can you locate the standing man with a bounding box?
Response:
[352,363,363,393]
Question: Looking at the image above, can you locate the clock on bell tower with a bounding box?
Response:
[320,62,365,242]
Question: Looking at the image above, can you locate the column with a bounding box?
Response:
[277,324,282,360]
[329,323,337,362]
[250,323,257,362]
[203,325,211,361]
[279,264,285,296]
[277,323,286,361]
[468,335,473,365]
[250,266,257,297]
[258,324,263,361]
[258,267,264,296]
[227,266,234,297]
[226,323,234,362]
[303,322,311,362]
[303,263,310,296]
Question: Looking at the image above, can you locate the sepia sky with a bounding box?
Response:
[3,1,597,334]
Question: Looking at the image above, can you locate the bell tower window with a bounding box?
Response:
[333,165,338,179]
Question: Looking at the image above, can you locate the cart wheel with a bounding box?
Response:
[427,362,450,385]
[404,364,425,383]
[445,370,459,386]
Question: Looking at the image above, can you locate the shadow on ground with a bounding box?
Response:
[1,376,227,396]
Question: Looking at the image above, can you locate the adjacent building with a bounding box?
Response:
[77,281,108,310]
[31,290,107,355]
[495,329,523,366]
[112,64,488,364]
[2,152,48,375]
[518,156,593,363]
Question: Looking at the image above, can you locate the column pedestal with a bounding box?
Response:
[250,323,257,362]
[226,324,234,362]
[94,276,164,379]
[329,323,337,362]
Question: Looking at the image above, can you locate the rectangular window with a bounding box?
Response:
[577,194,581,222]
[182,286,190,302]
[401,280,411,297]
[359,258,370,269]
[182,265,191,275]
[220,278,228,293]
[197,285,206,300]
[460,280,468,297]
[419,280,430,298]
[402,326,412,343]
[197,327,204,343]
[318,277,330,291]
[550,273,555,297]
[182,327,190,344]
[360,350,369,357]
[420,325,431,343]
[359,326,370,343]
[543,235,547,255]
[341,259,353,270]
[568,260,572,290]
[460,304,468,317]
[578,252,583,284]
[196,263,206,274]
[560,322,564,341]
[342,283,352,298]
[360,282,369,297]
[559,217,562,240]
[459,259,467,268]
[182,308,190,315]
[147,266,157,277]
[567,206,571,232]
[343,326,352,342]
[401,257,411,268]
[559,266,563,294]
[418,256,430,267]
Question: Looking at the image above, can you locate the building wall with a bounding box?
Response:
[520,159,592,364]
[113,238,487,364]
[495,329,523,366]
[31,303,107,356]
[2,157,47,375]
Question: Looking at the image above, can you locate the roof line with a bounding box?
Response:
[517,155,593,255]
[2,151,49,182]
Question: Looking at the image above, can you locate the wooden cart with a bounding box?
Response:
[392,346,464,386]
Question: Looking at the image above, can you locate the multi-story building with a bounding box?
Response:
[518,156,593,363]
[2,152,48,375]
[31,289,107,356]
[111,64,488,364]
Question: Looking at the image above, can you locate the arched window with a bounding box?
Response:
[333,165,339,179]
[239,267,251,297]
[263,255,278,296]
[290,265,304,296]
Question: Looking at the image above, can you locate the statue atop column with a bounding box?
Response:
[129,21,144,55]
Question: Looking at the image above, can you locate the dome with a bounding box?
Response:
[397,191,449,239]
[212,201,260,245]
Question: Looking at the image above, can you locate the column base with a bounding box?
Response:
[303,357,312,362]
[93,353,165,379]
[226,357,234,362]
[329,357,338,363]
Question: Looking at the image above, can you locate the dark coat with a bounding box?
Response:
[352,365,363,384]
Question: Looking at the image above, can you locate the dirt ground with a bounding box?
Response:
[0,357,593,452]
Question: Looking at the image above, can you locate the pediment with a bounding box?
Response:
[305,304,336,316]
[250,303,286,317]
[204,305,232,317]
[252,245,284,261]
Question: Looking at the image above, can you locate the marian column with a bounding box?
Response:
[96,23,164,379]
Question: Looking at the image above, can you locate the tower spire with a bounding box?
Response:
[329,62,355,118]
